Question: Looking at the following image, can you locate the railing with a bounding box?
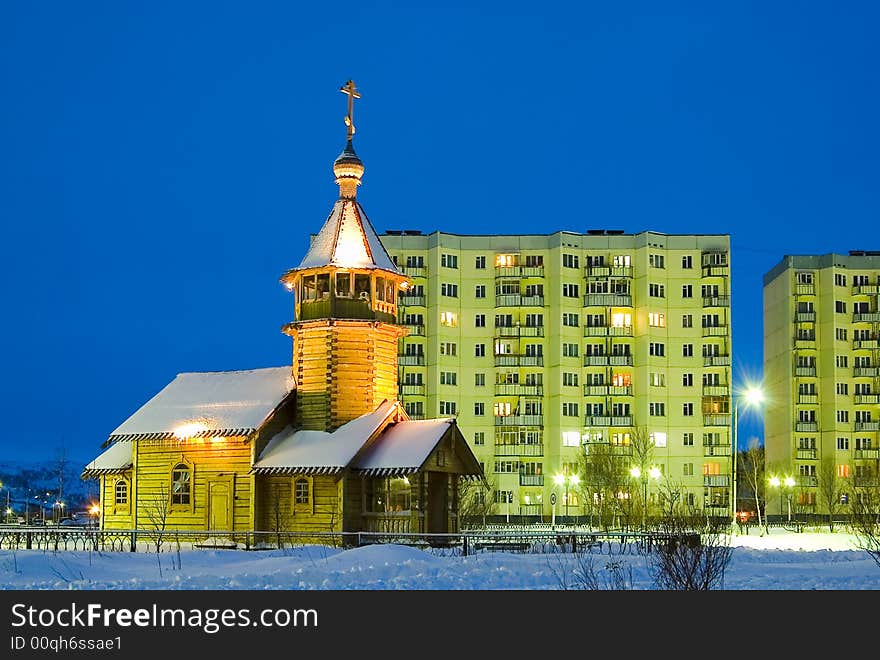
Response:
[583,355,633,367]
[584,415,633,427]
[495,295,545,307]
[702,296,730,307]
[703,444,732,457]
[854,339,879,349]
[795,421,819,432]
[402,324,425,336]
[494,325,544,337]
[702,265,729,278]
[855,448,880,460]
[702,385,729,396]
[493,444,544,457]
[361,512,422,534]
[853,476,880,488]
[495,384,544,396]
[797,394,819,404]
[853,284,879,295]
[494,266,545,278]
[796,448,818,460]
[797,475,818,488]
[855,421,880,432]
[494,355,544,367]
[795,284,815,295]
[583,325,633,337]
[519,474,544,487]
[517,505,543,516]
[585,265,633,278]
[583,294,632,307]
[854,312,880,323]
[399,383,426,396]
[703,475,730,487]
[794,338,816,349]
[703,355,731,367]
[702,326,728,337]
[399,295,426,306]
[704,414,732,427]
[584,385,633,396]
[494,415,543,427]
[701,253,728,268]
[398,355,425,366]
[401,266,426,277]
[795,366,817,377]
[854,367,880,377]
[855,394,880,404]
[796,312,816,322]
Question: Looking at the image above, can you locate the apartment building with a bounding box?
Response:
[764,252,880,516]
[379,230,732,519]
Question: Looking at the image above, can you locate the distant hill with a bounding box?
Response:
[0,458,97,520]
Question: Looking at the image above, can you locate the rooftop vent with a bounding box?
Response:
[850,250,880,256]
[385,230,403,235]
[586,229,606,235]
[606,229,625,235]
[403,230,423,235]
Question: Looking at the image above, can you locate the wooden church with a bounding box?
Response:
[82,81,482,538]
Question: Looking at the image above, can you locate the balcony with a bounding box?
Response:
[794,338,816,349]
[583,293,633,307]
[855,394,880,405]
[518,504,544,516]
[704,414,731,427]
[398,355,425,366]
[401,266,426,277]
[855,449,880,460]
[795,312,816,323]
[402,324,425,336]
[854,312,880,323]
[797,394,819,404]
[702,265,729,278]
[703,355,731,367]
[853,476,880,488]
[494,265,545,278]
[702,296,730,308]
[795,284,815,296]
[853,284,879,295]
[854,367,880,377]
[796,448,818,460]
[494,325,544,337]
[494,355,544,367]
[702,325,728,337]
[701,253,729,267]
[703,475,730,488]
[797,475,818,488]
[519,474,545,487]
[855,421,880,432]
[583,325,633,337]
[702,385,730,397]
[584,385,633,397]
[584,415,633,427]
[703,444,732,457]
[583,355,633,367]
[494,384,544,397]
[495,294,545,307]
[493,443,544,457]
[582,441,633,456]
[585,265,634,278]
[399,383,426,396]
[795,421,819,432]
[399,295,426,307]
[854,339,880,350]
[494,415,543,427]
[795,366,817,377]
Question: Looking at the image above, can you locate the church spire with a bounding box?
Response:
[334,80,364,199]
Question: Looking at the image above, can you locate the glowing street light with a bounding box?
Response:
[631,465,661,530]
[769,475,796,523]
[733,384,766,523]
[554,473,580,522]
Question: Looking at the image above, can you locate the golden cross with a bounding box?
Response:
[339,79,361,140]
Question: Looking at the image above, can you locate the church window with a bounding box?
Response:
[316,273,330,298]
[335,272,351,297]
[355,274,371,301]
[294,478,310,505]
[171,463,191,506]
[114,479,128,505]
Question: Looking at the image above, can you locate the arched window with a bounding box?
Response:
[294,478,310,505]
[114,479,128,505]
[171,463,191,505]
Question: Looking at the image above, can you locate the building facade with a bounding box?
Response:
[379,230,733,519]
[764,252,880,516]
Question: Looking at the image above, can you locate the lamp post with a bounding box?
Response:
[769,475,795,523]
[630,465,660,530]
[733,386,765,524]
[554,473,580,524]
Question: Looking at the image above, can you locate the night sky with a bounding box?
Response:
[2,2,878,463]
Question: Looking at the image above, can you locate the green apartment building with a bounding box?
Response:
[764,252,880,517]
[379,229,733,520]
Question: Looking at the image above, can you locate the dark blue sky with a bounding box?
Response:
[2,2,878,462]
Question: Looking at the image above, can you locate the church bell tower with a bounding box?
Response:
[281,81,409,431]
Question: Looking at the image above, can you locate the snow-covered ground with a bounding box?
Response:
[1,528,877,590]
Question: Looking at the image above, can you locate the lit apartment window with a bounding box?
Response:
[495,254,516,267]
[649,254,665,268]
[494,402,511,417]
[648,312,666,327]
[440,311,458,327]
[562,431,580,447]
[475,256,486,269]
[611,312,632,327]
[682,255,693,269]
[650,432,667,447]
[612,373,631,387]
[703,462,721,476]
[837,464,850,478]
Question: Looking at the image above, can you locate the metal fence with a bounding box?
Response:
[0,526,700,556]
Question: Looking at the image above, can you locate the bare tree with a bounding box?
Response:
[817,456,849,532]
[738,439,766,533]
[849,484,880,569]
[629,427,655,528]
[459,475,495,529]
[650,512,733,590]
[579,443,632,531]
[142,484,172,578]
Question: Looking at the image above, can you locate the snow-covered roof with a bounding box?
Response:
[351,418,454,475]
[252,400,400,474]
[107,367,295,442]
[295,199,400,273]
[82,441,133,478]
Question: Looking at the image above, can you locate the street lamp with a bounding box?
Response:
[733,385,765,523]
[630,465,661,529]
[554,473,580,523]
[769,475,795,523]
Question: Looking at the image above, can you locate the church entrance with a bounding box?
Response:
[427,472,448,534]
[207,479,232,532]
